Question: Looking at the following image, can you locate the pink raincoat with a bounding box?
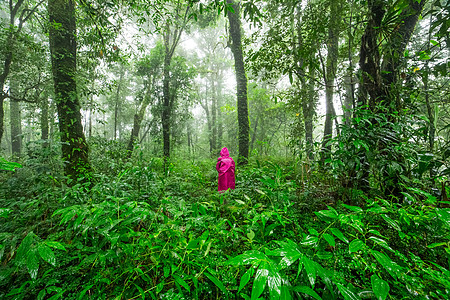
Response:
[216,147,235,192]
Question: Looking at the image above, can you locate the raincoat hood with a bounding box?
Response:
[220,147,230,158]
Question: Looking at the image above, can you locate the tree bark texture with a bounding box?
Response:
[40,96,49,148]
[10,93,22,156]
[358,0,386,110]
[381,0,426,111]
[48,0,91,181]
[227,0,249,164]
[321,0,341,157]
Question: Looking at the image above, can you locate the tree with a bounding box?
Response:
[227,0,249,164]
[127,43,164,156]
[48,0,91,181]
[0,0,43,145]
[321,0,342,158]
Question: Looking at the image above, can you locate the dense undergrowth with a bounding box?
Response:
[0,143,449,299]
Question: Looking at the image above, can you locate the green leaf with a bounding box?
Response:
[247,229,255,240]
[342,204,363,212]
[37,289,46,300]
[371,250,400,279]
[251,261,269,300]
[381,215,401,231]
[173,274,190,292]
[17,232,35,265]
[0,157,22,171]
[330,228,349,243]
[301,235,318,246]
[156,280,164,294]
[427,242,447,248]
[336,283,360,300]
[205,271,227,294]
[238,267,254,292]
[302,257,316,287]
[292,286,322,300]
[38,244,56,266]
[368,237,394,253]
[267,266,282,299]
[371,274,389,300]
[436,209,450,227]
[27,251,39,280]
[45,241,66,251]
[323,233,335,247]
[77,285,93,300]
[227,250,266,266]
[315,209,338,220]
[134,284,145,300]
[349,239,364,253]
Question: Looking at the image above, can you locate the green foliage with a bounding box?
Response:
[1,156,449,299]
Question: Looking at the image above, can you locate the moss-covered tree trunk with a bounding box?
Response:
[227,0,249,165]
[48,0,91,181]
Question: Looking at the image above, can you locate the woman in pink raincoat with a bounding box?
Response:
[216,147,235,192]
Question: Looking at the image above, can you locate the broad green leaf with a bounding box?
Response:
[27,251,39,279]
[336,283,360,300]
[381,215,401,231]
[272,239,302,269]
[205,272,227,294]
[247,229,255,240]
[134,284,145,300]
[238,267,254,292]
[342,204,363,212]
[368,237,394,253]
[349,239,364,253]
[267,266,282,299]
[330,228,349,243]
[371,274,389,300]
[280,285,292,300]
[17,232,34,264]
[173,274,190,292]
[371,250,400,279]
[227,250,266,266]
[251,261,269,300]
[0,157,22,171]
[156,280,164,293]
[323,233,335,247]
[302,257,316,287]
[45,241,66,251]
[292,286,322,300]
[301,235,318,246]
[38,244,56,266]
[315,210,338,220]
[37,289,46,300]
[436,209,450,227]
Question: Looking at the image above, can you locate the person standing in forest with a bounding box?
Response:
[216,147,235,192]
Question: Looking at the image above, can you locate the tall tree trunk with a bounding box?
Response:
[321,0,341,157]
[48,0,91,181]
[358,0,386,110]
[10,93,22,156]
[162,53,171,160]
[114,67,124,140]
[41,95,49,148]
[127,80,153,157]
[303,65,315,160]
[211,76,217,154]
[227,0,249,164]
[381,0,426,111]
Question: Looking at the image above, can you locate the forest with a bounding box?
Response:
[0,0,449,299]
